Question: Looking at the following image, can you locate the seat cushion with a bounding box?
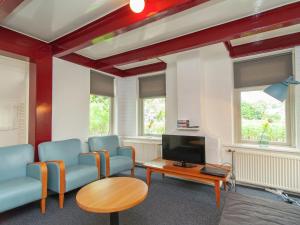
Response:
[0,145,34,182]
[0,177,41,213]
[65,165,98,192]
[38,139,83,167]
[109,156,133,176]
[88,136,119,156]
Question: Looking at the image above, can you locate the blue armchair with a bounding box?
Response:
[0,144,47,213]
[88,135,135,177]
[38,139,100,208]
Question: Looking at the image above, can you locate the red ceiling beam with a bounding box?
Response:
[51,0,209,57]
[230,32,300,58]
[0,0,24,22]
[0,26,48,59]
[123,62,167,77]
[94,2,300,69]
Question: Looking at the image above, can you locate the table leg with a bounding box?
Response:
[110,212,119,225]
[214,180,220,208]
[146,168,152,186]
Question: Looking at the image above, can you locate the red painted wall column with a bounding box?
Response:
[29,46,52,160]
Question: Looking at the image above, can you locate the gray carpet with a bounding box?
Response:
[0,167,296,225]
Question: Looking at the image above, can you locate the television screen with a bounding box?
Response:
[162,135,205,165]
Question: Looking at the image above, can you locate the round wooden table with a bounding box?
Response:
[76,177,148,225]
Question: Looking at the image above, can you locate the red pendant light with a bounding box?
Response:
[130,0,145,13]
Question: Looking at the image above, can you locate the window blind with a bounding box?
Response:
[234,53,292,89]
[139,74,166,98]
[90,70,115,97]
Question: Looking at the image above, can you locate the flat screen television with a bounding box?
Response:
[162,135,205,167]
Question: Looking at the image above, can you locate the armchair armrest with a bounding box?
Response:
[79,152,100,178]
[118,146,136,166]
[27,162,48,199]
[95,149,110,177]
[46,160,66,194]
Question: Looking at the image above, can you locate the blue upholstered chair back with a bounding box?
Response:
[38,139,83,167]
[0,144,34,182]
[88,135,120,156]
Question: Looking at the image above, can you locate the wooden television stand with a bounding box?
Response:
[144,158,231,208]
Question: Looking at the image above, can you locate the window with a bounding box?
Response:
[235,87,292,145]
[89,70,114,136]
[234,53,294,146]
[139,74,166,136]
[89,95,113,135]
[142,97,166,135]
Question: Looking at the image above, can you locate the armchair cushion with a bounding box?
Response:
[88,136,119,156]
[0,144,33,182]
[118,146,134,158]
[27,163,44,181]
[0,177,41,213]
[39,139,82,167]
[79,153,98,167]
[65,165,98,192]
[110,156,133,176]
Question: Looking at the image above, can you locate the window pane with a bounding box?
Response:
[89,95,111,135]
[143,98,165,135]
[240,90,287,144]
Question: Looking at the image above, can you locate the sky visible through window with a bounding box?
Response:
[240,90,286,144]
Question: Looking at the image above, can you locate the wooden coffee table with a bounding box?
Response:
[76,177,148,225]
[144,158,231,208]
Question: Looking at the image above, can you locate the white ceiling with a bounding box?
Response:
[76,0,299,60]
[231,23,300,46]
[0,0,129,42]
[0,0,299,64]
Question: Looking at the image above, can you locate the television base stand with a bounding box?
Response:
[144,158,231,208]
[173,161,196,168]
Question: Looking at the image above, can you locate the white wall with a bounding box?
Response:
[162,44,233,163]
[52,58,90,142]
[0,55,29,147]
[116,76,138,136]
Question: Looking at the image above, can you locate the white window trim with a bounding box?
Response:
[234,85,295,147]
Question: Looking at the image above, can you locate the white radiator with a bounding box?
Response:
[234,150,300,193]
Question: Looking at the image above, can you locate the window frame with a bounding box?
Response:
[234,85,295,147]
[89,94,114,136]
[139,96,166,137]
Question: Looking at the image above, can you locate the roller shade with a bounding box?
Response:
[234,53,292,89]
[139,74,166,98]
[90,70,114,97]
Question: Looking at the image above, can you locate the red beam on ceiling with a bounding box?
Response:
[123,62,167,77]
[230,32,300,58]
[51,0,209,57]
[0,0,24,22]
[60,53,127,77]
[94,2,300,69]
[0,26,48,59]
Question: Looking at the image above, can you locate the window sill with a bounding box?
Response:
[224,143,300,154]
[121,136,162,144]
